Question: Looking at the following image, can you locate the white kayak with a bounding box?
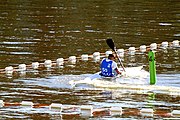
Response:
[69,66,149,86]
[69,66,180,94]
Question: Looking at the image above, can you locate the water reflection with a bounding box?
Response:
[0,0,179,119]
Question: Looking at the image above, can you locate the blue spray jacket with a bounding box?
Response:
[100,58,114,77]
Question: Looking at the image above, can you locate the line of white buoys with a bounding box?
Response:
[44,60,52,68]
[32,62,39,69]
[81,54,89,61]
[1,40,179,76]
[1,99,180,117]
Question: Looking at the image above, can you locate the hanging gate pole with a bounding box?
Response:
[148,50,156,85]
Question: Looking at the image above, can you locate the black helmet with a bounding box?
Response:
[108,54,115,59]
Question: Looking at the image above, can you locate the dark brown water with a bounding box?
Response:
[0,0,179,119]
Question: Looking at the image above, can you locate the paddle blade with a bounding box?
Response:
[106,39,115,51]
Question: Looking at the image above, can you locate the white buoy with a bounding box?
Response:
[32,62,39,69]
[117,49,124,57]
[150,43,157,50]
[0,100,4,107]
[105,51,112,57]
[5,66,13,75]
[140,108,153,113]
[81,54,89,61]
[56,58,64,66]
[44,60,52,68]
[18,64,26,71]
[140,108,153,117]
[172,110,180,116]
[21,101,34,106]
[161,41,168,48]
[49,103,62,109]
[110,106,122,115]
[93,52,100,61]
[172,40,179,47]
[68,56,76,64]
[140,45,146,52]
[129,47,136,55]
[80,105,93,116]
[93,52,100,58]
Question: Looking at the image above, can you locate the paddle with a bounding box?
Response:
[106,39,126,72]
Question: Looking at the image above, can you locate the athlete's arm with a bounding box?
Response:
[112,61,121,75]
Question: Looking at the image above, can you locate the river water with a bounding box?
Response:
[0,0,179,119]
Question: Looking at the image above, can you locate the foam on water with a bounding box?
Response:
[14,67,180,95]
[67,69,180,95]
[69,66,150,86]
[120,66,149,79]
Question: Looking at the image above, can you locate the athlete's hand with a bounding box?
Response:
[117,71,121,75]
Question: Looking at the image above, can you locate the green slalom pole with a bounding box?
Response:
[148,50,156,85]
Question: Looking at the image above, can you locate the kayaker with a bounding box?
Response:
[100,54,121,77]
